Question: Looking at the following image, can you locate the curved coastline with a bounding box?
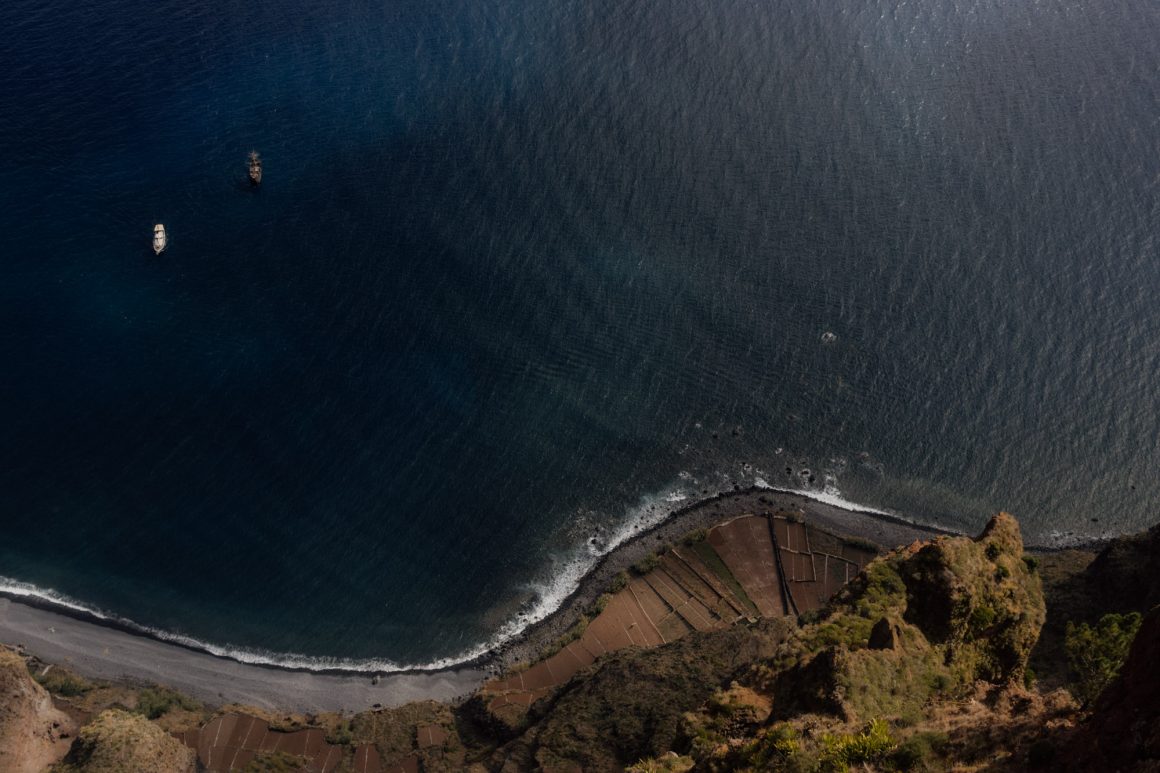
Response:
[0,486,1001,711]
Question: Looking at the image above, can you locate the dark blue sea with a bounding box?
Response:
[2,0,1158,668]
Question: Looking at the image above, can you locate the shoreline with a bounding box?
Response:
[0,486,1081,713]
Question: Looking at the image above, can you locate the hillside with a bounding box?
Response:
[2,511,1158,771]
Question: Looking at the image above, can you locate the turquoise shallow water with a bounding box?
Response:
[1,0,1158,667]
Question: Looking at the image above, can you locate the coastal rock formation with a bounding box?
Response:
[666,513,1050,771]
[57,709,195,772]
[1062,605,1160,772]
[0,647,74,773]
[763,512,1045,724]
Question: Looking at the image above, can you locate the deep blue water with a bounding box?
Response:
[2,0,1158,667]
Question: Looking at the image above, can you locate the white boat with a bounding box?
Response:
[153,224,167,255]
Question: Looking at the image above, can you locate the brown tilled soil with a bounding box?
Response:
[476,511,877,726]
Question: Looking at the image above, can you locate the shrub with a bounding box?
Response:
[891,732,948,771]
[627,753,694,772]
[818,718,895,772]
[1065,611,1142,706]
[632,552,662,576]
[843,536,880,553]
[134,686,200,719]
[1022,555,1039,573]
[608,571,630,593]
[969,604,996,633]
[681,528,708,546]
[740,723,805,771]
[33,668,92,697]
[985,543,1001,561]
[325,719,354,745]
[593,593,613,614]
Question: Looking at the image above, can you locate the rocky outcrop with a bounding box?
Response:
[0,647,74,773]
[490,619,794,772]
[763,512,1045,724]
[58,709,196,773]
[1083,523,1160,612]
[1062,605,1160,772]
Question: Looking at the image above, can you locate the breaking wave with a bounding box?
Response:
[1,473,962,674]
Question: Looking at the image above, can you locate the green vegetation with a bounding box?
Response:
[240,751,312,772]
[627,753,695,772]
[1065,611,1142,705]
[758,514,1045,725]
[968,604,996,633]
[681,528,708,546]
[842,535,881,553]
[324,718,354,745]
[890,731,948,771]
[609,570,630,593]
[508,620,794,771]
[817,719,896,772]
[57,709,196,772]
[32,666,92,697]
[736,723,806,771]
[134,686,201,719]
[541,615,590,659]
[633,551,663,575]
[689,539,760,617]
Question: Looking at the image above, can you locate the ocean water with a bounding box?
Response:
[1,0,1158,668]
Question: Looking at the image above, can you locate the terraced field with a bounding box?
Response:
[478,510,877,726]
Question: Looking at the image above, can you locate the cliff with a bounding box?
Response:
[0,648,74,773]
[5,509,1160,772]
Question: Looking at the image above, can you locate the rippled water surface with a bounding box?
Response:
[1,0,1158,665]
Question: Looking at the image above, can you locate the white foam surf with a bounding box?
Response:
[0,473,949,674]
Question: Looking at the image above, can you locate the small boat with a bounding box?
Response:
[247,151,262,186]
[153,223,167,255]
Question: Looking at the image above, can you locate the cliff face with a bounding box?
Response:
[676,513,1052,771]
[491,619,795,772]
[761,512,1044,724]
[1083,523,1160,610]
[0,648,75,773]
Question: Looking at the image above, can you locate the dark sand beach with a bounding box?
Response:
[0,489,956,713]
